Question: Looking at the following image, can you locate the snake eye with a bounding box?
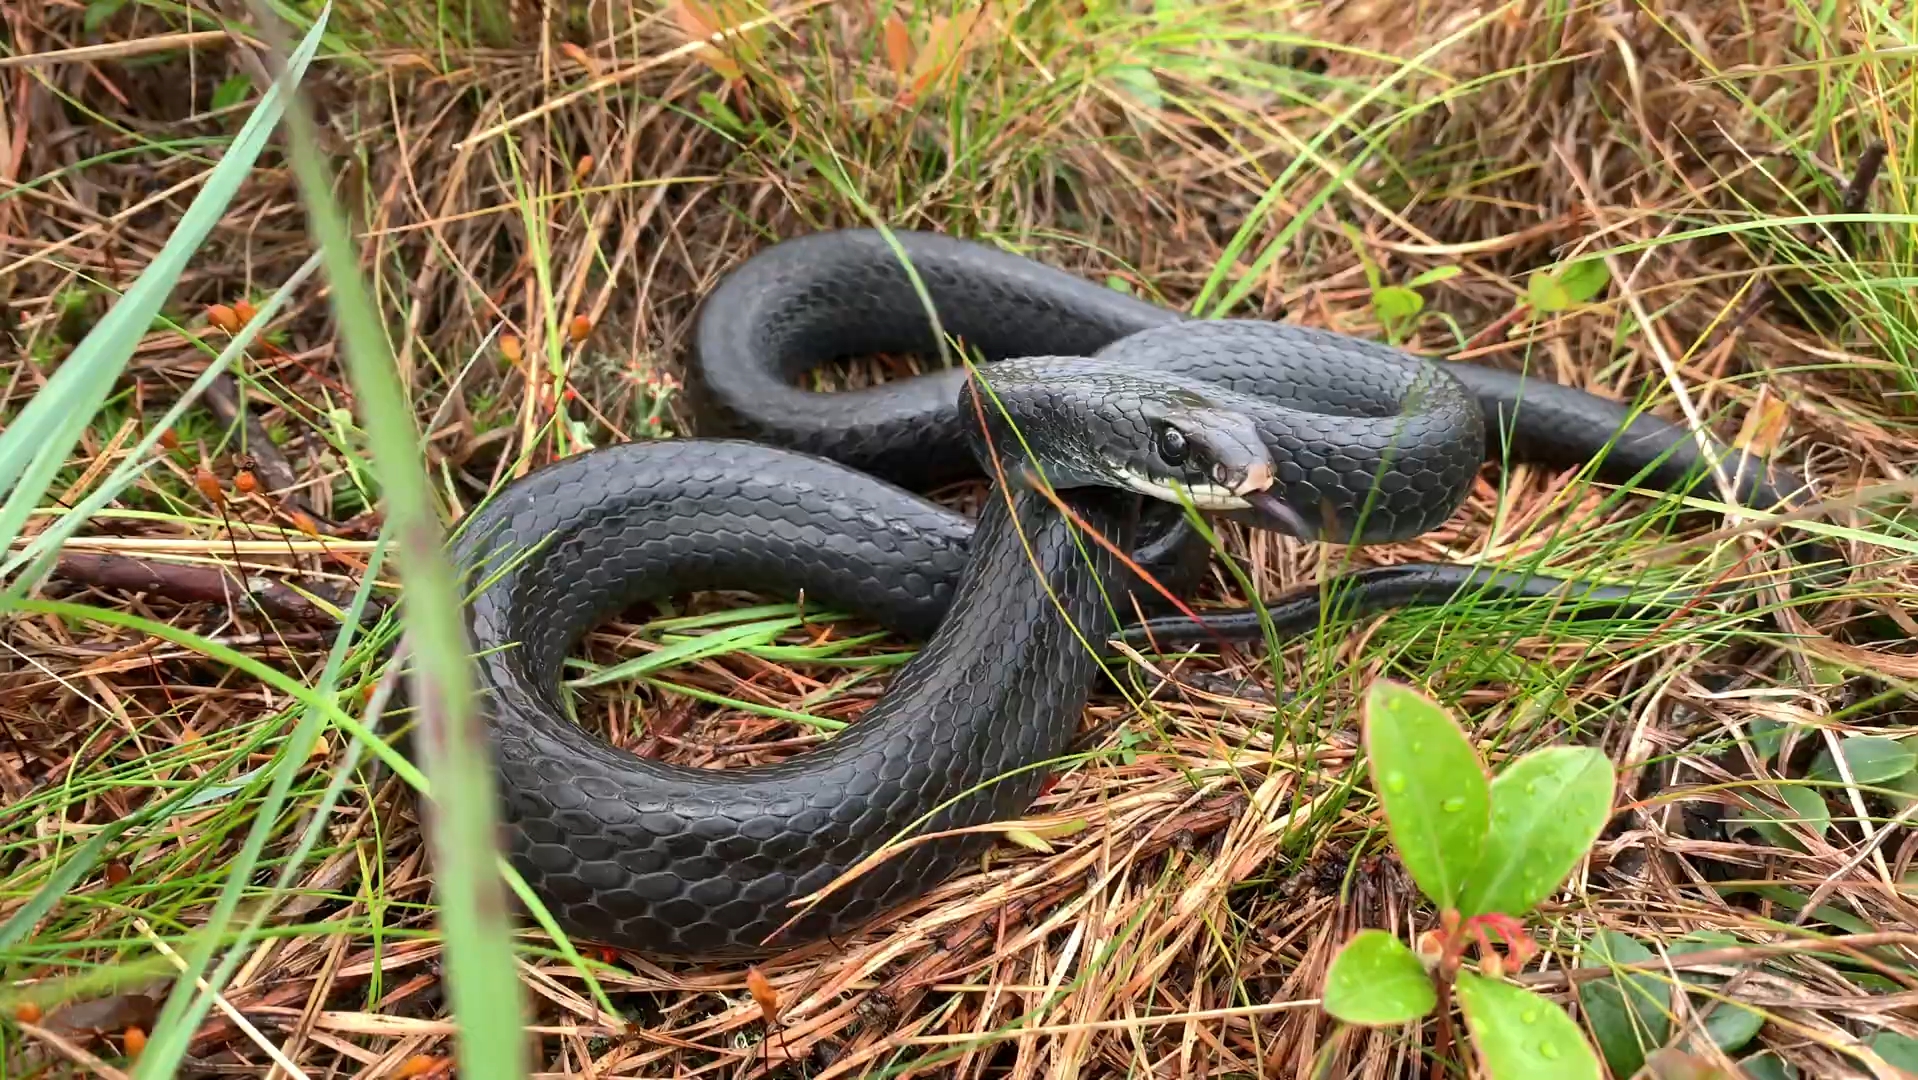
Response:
[1156,425,1189,467]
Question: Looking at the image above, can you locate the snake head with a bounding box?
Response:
[961,358,1316,537]
[1125,403,1273,507]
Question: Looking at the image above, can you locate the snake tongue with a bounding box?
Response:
[1243,490,1314,540]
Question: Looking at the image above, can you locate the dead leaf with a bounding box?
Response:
[42,994,159,1038]
[560,41,598,76]
[907,3,986,101]
[670,0,765,82]
[883,13,913,77]
[1734,391,1792,458]
[746,966,780,1024]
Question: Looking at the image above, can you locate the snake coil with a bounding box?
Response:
[449,229,1824,958]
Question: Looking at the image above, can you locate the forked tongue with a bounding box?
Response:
[1243,490,1313,541]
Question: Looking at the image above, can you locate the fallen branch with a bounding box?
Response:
[53,552,382,626]
[202,374,322,523]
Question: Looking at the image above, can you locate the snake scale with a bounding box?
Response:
[447,228,1820,958]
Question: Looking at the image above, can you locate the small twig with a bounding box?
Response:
[1512,931,1918,991]
[52,552,383,626]
[14,1021,133,1080]
[203,374,319,521]
[0,31,239,70]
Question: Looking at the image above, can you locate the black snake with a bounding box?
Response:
[448,228,1821,957]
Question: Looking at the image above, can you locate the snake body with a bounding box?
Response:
[452,229,1818,958]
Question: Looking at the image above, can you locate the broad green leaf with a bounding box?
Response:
[1695,998,1765,1055]
[1887,769,1918,812]
[1749,718,1790,761]
[1458,746,1616,917]
[1576,929,1671,1079]
[1361,680,1489,909]
[1727,785,1829,851]
[1322,930,1436,1026]
[1869,1031,1918,1072]
[1109,63,1165,110]
[1372,285,1424,336]
[1407,265,1462,288]
[1526,259,1609,313]
[1558,258,1611,304]
[1456,971,1602,1080]
[212,74,254,111]
[1671,934,1764,1055]
[1808,735,1916,786]
[1527,270,1573,313]
[1737,1053,1798,1080]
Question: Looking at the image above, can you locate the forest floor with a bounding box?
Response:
[3,1,1917,1077]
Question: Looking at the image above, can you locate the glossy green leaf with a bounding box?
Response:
[1869,1031,1918,1072]
[1527,270,1572,312]
[1456,970,1602,1080]
[1361,680,1489,910]
[1671,934,1764,1055]
[1558,258,1611,304]
[1808,735,1916,786]
[1372,285,1424,333]
[1696,998,1765,1055]
[1576,929,1670,1080]
[1737,1053,1798,1080]
[1458,746,1616,917]
[1322,930,1436,1026]
[1526,258,1609,313]
[1749,718,1790,761]
[1727,785,1830,851]
[1887,769,1918,812]
[1407,265,1462,288]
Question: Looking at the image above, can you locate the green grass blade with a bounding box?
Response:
[260,1,531,1073]
[131,533,391,1077]
[565,618,802,687]
[1,253,323,594]
[0,16,325,565]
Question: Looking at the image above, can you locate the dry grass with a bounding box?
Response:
[3,0,1917,1077]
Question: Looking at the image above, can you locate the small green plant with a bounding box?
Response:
[1526,257,1611,315]
[1343,224,1461,344]
[1321,680,1618,1079]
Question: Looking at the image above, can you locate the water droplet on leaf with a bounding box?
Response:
[1539,1041,1561,1060]
[1385,772,1407,793]
[1441,796,1466,812]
